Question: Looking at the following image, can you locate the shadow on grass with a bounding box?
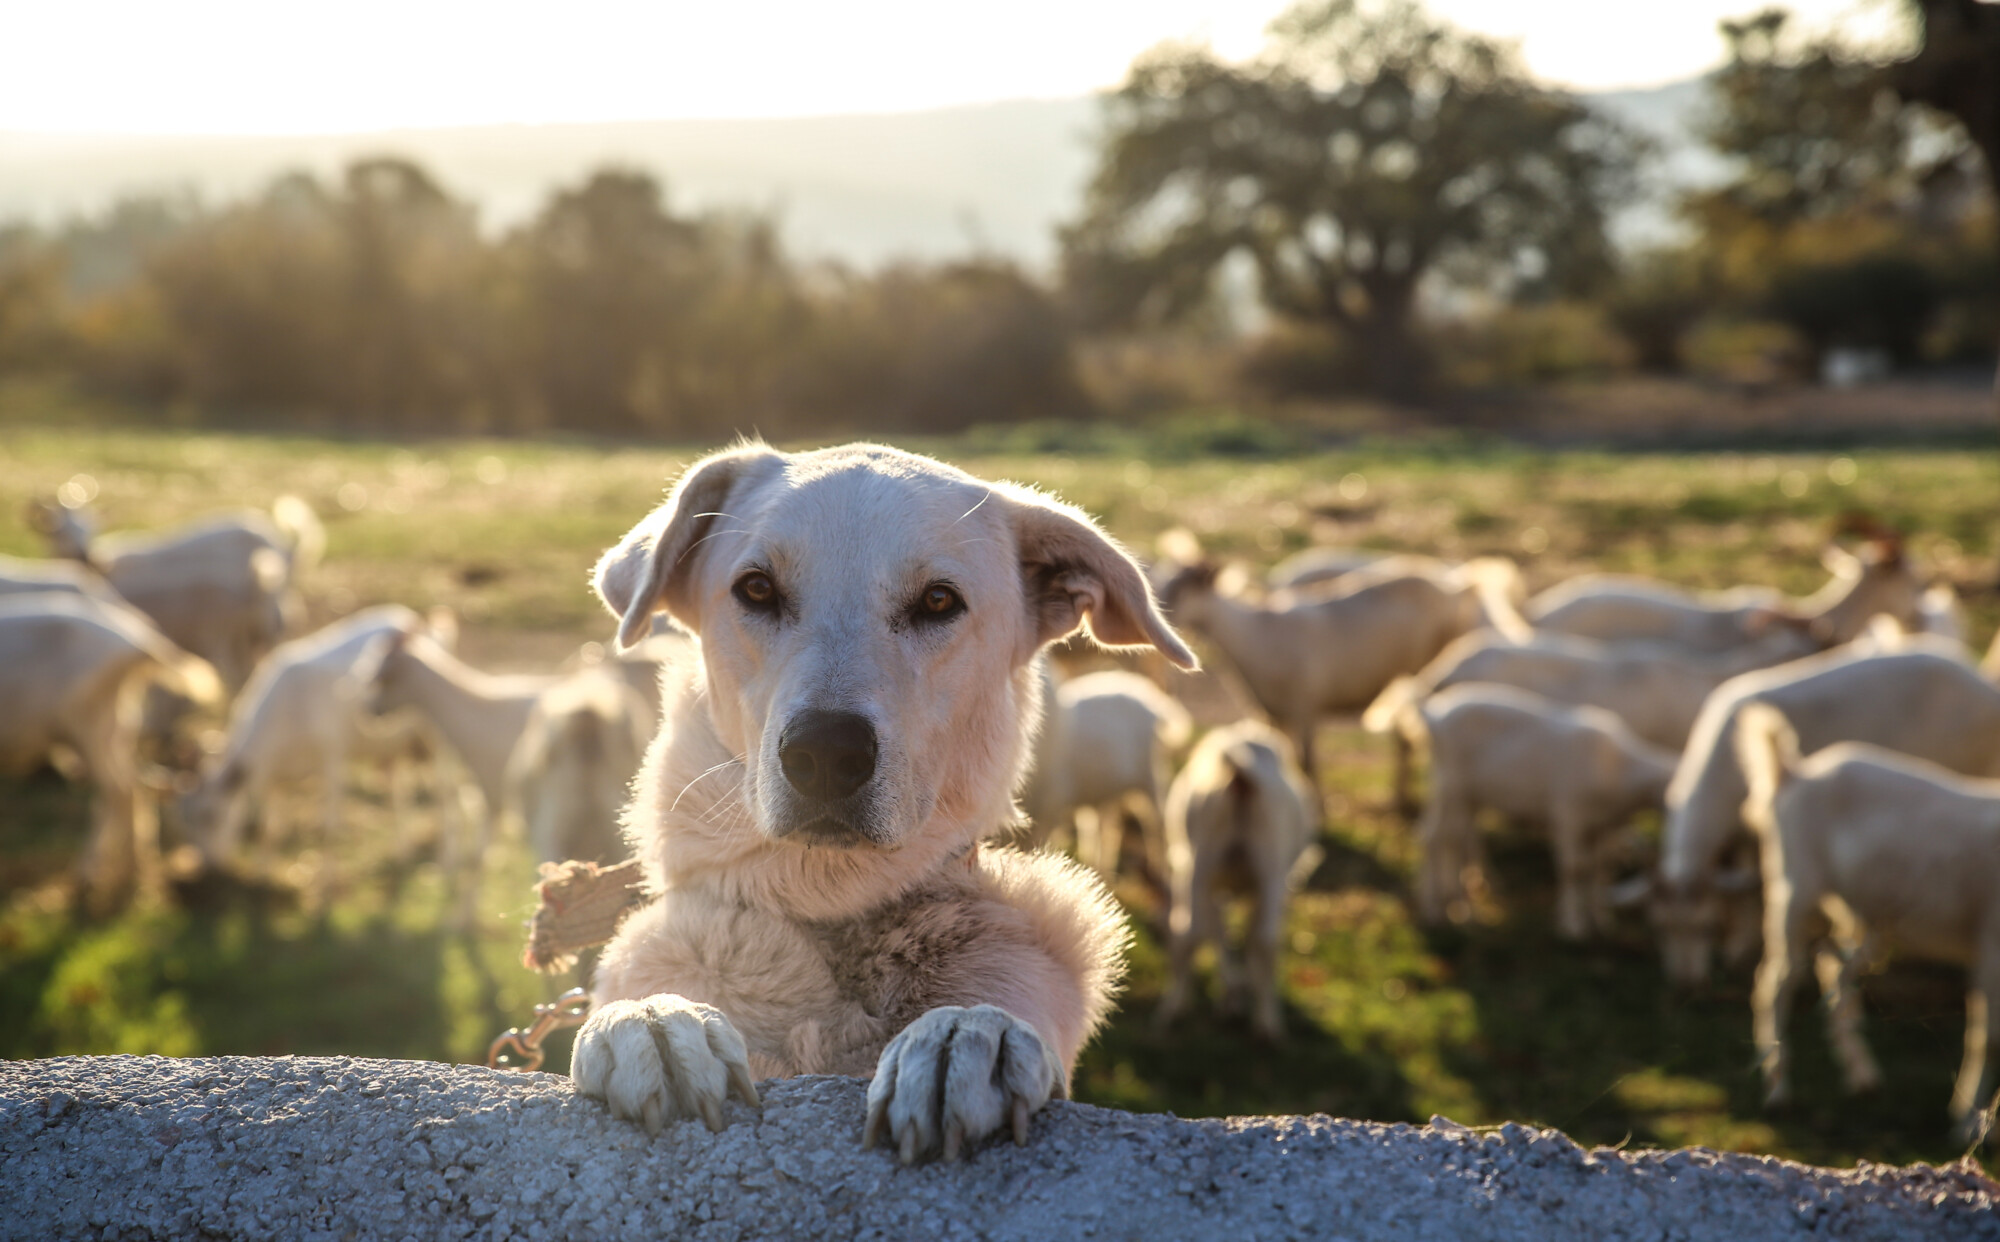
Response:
[1434,830,1984,1168]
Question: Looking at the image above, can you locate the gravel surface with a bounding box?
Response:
[4,1055,1996,1240]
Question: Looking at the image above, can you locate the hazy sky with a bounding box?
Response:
[9,0,1905,134]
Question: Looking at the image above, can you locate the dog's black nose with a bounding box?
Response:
[779,711,877,802]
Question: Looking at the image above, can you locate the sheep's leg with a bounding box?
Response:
[1156,848,1218,1030]
[1291,720,1318,791]
[1248,878,1288,1041]
[1414,788,1470,925]
[1074,805,1112,878]
[1950,946,2000,1142]
[449,794,494,932]
[1815,930,1882,1095]
[311,738,346,912]
[72,715,139,913]
[386,753,414,863]
[1753,885,1813,1110]
[1549,802,1593,942]
[1391,729,1416,820]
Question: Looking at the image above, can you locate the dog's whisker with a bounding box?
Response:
[953,491,992,526]
[669,757,747,816]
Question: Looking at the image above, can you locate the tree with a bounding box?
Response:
[1894,0,2000,396]
[1061,0,1646,399]
[1679,8,1989,377]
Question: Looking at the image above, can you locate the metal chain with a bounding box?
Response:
[486,988,591,1072]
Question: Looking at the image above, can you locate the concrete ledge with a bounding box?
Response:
[3,1055,1995,1240]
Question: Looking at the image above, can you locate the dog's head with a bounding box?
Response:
[596,442,1194,856]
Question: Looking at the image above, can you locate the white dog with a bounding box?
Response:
[570,442,1195,1163]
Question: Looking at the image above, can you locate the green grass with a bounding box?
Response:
[3,422,1996,1173]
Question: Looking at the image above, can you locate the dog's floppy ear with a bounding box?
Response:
[1007,488,1197,670]
[595,444,779,649]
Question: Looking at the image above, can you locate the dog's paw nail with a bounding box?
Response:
[700,1097,725,1133]
[1013,1097,1031,1146]
[943,1121,964,1163]
[899,1127,919,1165]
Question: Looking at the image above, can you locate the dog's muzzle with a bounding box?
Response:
[779,710,877,801]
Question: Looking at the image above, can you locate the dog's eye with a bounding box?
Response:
[913,583,965,624]
[733,571,780,612]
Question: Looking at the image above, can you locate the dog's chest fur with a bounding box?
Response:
[801,871,985,1036]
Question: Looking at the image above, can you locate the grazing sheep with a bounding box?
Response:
[1157,551,1526,807]
[1155,720,1318,1040]
[506,667,653,866]
[0,593,222,910]
[1644,640,2000,987]
[1381,684,1678,940]
[1737,702,2000,1141]
[1019,668,1192,879]
[1527,536,1922,653]
[1265,546,1391,593]
[1365,622,1818,758]
[0,554,125,605]
[178,606,451,897]
[365,630,558,923]
[27,495,324,693]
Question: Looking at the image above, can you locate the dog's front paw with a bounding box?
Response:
[863,1004,1063,1164]
[571,995,760,1136]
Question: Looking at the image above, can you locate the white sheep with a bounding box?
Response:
[1644,639,2000,987]
[1737,701,2000,1141]
[506,667,653,867]
[27,494,324,693]
[1381,684,1679,941]
[178,606,452,899]
[365,630,559,924]
[1157,552,1527,806]
[1527,536,1922,653]
[1365,623,1819,756]
[1018,667,1192,879]
[1155,720,1318,1040]
[0,592,222,909]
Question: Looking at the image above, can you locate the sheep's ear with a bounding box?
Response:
[1607,873,1655,909]
[424,606,460,651]
[1821,544,1862,578]
[594,444,780,649]
[1007,487,1197,670]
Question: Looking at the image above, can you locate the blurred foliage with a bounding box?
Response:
[0,4,1994,427]
[1642,8,1997,379]
[0,164,1079,437]
[1061,0,1646,400]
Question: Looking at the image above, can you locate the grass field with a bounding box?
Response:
[3,421,1998,1173]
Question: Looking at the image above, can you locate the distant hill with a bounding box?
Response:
[0,82,1720,270]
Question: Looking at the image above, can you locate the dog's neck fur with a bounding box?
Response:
[626,645,1030,923]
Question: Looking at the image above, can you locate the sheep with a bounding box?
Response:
[177,606,453,899]
[1527,535,1922,653]
[1266,546,1390,593]
[26,494,325,693]
[0,592,222,910]
[1379,684,1679,940]
[505,667,653,867]
[1737,701,2000,1141]
[364,629,559,924]
[0,554,126,605]
[1017,668,1192,879]
[1155,720,1319,1040]
[1365,622,1819,759]
[1157,551,1527,807]
[1641,639,2000,987]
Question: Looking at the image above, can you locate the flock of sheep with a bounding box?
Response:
[5,481,2000,1143]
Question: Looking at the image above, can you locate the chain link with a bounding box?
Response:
[486,987,591,1073]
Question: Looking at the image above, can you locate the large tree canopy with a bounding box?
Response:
[1061,0,1646,397]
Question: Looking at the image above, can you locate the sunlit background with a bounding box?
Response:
[3,0,1998,1184]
